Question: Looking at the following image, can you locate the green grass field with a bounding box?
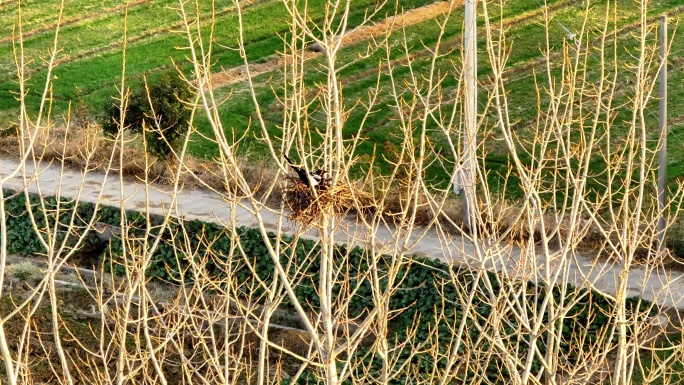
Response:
[183,0,684,198]
[0,0,432,115]
[1,0,684,200]
[3,2,684,379]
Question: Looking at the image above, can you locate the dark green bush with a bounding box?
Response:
[100,69,192,158]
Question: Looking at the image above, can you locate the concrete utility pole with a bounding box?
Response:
[458,0,478,233]
[657,14,668,254]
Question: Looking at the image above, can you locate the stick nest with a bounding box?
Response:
[284,177,374,226]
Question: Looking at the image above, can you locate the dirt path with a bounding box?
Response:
[210,0,464,89]
[211,0,684,91]
[3,155,684,310]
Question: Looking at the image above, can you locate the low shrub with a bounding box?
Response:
[6,261,41,281]
[100,69,192,158]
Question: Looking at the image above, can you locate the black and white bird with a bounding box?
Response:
[284,154,328,188]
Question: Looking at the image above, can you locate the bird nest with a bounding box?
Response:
[284,177,374,226]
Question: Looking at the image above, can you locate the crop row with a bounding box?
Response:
[2,0,683,199]
[0,0,433,120]
[187,0,684,198]
[0,188,659,383]
[0,0,126,37]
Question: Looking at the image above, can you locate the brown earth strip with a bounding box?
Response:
[377,0,590,79]
[338,1,683,112]
[209,0,580,90]
[210,0,465,89]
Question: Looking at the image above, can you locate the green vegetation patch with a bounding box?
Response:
[0,188,663,383]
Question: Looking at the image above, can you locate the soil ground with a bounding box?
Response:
[210,0,463,88]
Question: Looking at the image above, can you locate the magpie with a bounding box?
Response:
[284,154,328,188]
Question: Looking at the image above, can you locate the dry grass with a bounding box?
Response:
[284,178,375,227]
[0,124,285,198]
[0,124,557,242]
[1,123,145,175]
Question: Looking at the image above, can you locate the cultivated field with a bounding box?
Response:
[2,0,684,384]
[2,0,684,196]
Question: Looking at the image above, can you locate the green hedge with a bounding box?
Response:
[0,189,658,383]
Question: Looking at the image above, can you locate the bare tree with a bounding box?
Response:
[0,0,682,384]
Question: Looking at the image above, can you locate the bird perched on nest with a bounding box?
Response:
[284,154,329,188]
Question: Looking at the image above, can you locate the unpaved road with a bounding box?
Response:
[2,156,684,312]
